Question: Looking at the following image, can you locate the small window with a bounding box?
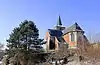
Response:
[71,32,74,42]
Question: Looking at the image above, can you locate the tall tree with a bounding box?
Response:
[5,20,45,65]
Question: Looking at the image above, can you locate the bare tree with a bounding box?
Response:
[46,43,70,65]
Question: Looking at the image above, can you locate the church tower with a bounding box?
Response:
[54,16,65,31]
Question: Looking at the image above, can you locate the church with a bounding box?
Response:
[44,16,89,51]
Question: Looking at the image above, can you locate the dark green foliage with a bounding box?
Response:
[5,20,46,65]
[6,20,44,50]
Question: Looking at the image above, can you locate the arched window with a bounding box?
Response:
[70,32,74,42]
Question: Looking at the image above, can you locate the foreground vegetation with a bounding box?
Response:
[66,43,100,65]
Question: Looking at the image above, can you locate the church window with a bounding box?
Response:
[70,32,75,42]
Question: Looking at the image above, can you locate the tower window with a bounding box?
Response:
[70,32,74,42]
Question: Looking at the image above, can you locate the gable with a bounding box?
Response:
[63,23,84,35]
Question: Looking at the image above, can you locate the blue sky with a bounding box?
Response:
[0,0,100,44]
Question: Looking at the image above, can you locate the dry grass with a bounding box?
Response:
[73,43,100,63]
[67,43,100,65]
[83,44,100,59]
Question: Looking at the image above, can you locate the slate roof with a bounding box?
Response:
[48,29,63,37]
[83,35,88,42]
[63,23,84,34]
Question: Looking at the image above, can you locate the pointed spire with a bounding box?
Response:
[57,15,62,26]
[74,22,78,26]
